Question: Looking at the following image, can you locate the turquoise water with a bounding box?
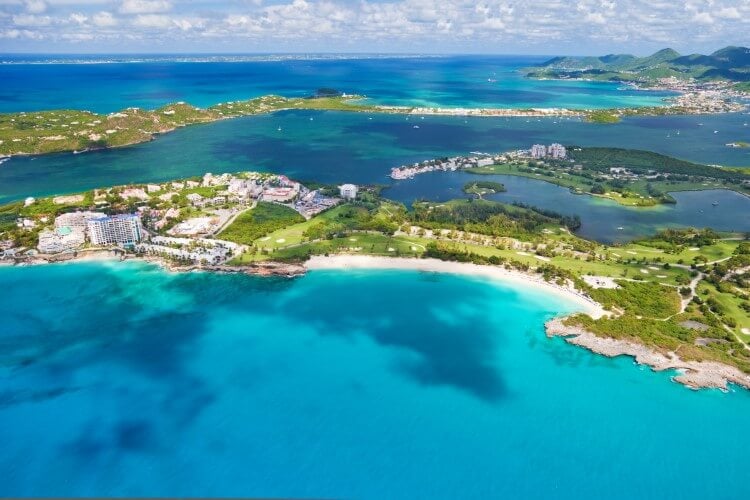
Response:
[0,55,674,113]
[2,110,748,241]
[1,261,749,498]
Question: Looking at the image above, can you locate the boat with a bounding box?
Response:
[413,125,420,129]
[617,226,624,230]
[712,201,719,206]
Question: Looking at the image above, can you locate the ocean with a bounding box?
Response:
[1,261,749,498]
[0,54,675,113]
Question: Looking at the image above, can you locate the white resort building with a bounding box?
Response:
[87,214,143,246]
[530,144,547,159]
[529,143,567,159]
[339,184,358,200]
[548,143,567,159]
[37,226,86,254]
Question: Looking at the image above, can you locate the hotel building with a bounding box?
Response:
[87,214,143,246]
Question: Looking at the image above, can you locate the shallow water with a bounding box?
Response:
[0,55,675,113]
[1,261,749,498]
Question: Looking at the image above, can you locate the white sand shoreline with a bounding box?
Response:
[305,255,607,319]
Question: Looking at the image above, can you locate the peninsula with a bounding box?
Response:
[390,145,750,207]
[0,80,745,157]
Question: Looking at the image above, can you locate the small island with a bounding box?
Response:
[463,181,506,197]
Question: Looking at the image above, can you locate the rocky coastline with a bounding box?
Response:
[546,318,750,391]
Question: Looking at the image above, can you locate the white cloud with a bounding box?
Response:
[68,12,87,24]
[12,13,51,26]
[91,11,117,27]
[62,32,94,40]
[585,12,607,24]
[715,7,740,19]
[2,0,749,52]
[119,0,171,15]
[24,0,45,13]
[1,27,43,39]
[132,13,170,27]
[692,12,714,24]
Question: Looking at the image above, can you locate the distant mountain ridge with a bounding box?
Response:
[527,46,750,85]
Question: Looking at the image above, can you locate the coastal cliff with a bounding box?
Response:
[546,318,750,391]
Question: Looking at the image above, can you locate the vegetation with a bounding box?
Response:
[467,147,750,207]
[0,95,379,156]
[586,110,621,124]
[568,147,750,181]
[409,199,579,239]
[219,202,305,245]
[462,181,506,196]
[526,46,750,85]
[588,280,681,317]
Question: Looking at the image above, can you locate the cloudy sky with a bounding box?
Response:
[0,0,748,55]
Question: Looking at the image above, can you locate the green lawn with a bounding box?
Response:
[252,205,352,251]
[231,232,423,264]
[218,202,305,245]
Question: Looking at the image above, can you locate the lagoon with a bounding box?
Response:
[1,261,749,498]
[385,171,750,243]
[2,110,749,241]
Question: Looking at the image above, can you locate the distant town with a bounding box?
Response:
[389,143,568,180]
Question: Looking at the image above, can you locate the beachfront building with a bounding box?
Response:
[37,225,86,254]
[228,178,263,199]
[169,216,216,236]
[55,211,106,232]
[530,144,547,159]
[529,143,567,159]
[548,143,567,159]
[339,184,358,200]
[87,214,143,246]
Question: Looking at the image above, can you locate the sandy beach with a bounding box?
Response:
[305,255,607,319]
[306,255,750,391]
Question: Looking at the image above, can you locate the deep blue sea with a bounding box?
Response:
[0,54,675,112]
[1,261,750,498]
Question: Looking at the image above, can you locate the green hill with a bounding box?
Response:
[527,46,750,85]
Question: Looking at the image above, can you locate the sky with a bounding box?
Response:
[0,0,748,55]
